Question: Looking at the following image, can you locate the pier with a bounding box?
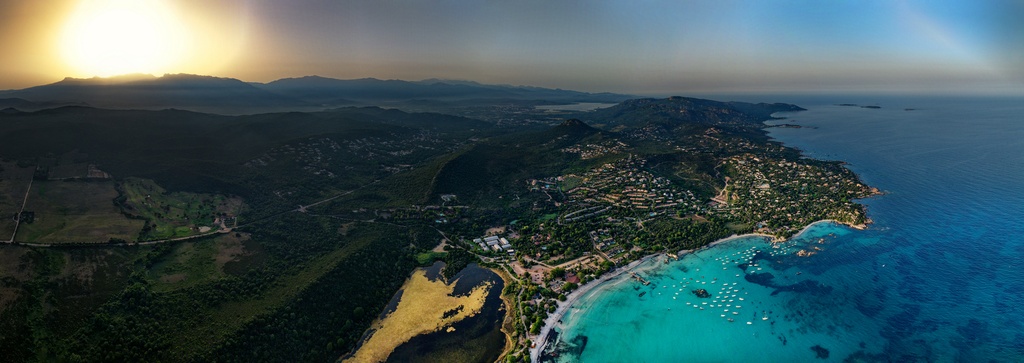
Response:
[631,272,651,285]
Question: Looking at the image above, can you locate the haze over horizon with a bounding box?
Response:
[2,0,1022,95]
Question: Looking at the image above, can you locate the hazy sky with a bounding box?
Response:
[1,0,1022,94]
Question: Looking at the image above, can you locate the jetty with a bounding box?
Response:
[630,272,651,285]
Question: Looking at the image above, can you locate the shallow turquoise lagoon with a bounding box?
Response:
[549,96,1024,362]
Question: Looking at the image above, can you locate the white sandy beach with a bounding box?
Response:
[528,219,858,362]
[529,253,659,362]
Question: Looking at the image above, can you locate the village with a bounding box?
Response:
[303,133,878,361]
[721,154,875,236]
[431,150,877,356]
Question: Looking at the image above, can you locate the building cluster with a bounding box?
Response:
[475,234,515,256]
[244,131,462,178]
[722,154,871,234]
[560,141,626,160]
[560,156,699,216]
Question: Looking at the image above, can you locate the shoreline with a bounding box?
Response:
[528,218,868,361]
[489,266,520,362]
[529,253,659,362]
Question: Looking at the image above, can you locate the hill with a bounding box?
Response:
[0,74,306,114]
[0,94,862,363]
[0,98,87,111]
[257,76,632,106]
[0,74,634,114]
[0,105,496,214]
[427,118,617,204]
[583,96,804,131]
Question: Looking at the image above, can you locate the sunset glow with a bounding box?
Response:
[59,0,189,77]
[0,0,1015,93]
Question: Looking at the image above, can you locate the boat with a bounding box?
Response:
[728,318,735,322]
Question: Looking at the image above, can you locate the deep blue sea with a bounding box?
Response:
[549,96,1024,362]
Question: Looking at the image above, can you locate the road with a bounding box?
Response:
[4,179,380,248]
[4,177,33,244]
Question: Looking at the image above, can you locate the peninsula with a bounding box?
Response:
[464,98,878,362]
[0,92,876,363]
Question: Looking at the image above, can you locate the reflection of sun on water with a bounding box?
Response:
[59,0,190,77]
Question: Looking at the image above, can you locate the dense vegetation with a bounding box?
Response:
[0,96,871,362]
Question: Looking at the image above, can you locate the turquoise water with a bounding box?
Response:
[550,96,1024,362]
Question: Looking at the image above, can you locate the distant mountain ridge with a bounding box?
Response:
[0,74,633,114]
[258,75,631,104]
[584,96,805,130]
[0,97,88,111]
[0,74,302,114]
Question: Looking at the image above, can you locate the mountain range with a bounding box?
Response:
[0,74,633,114]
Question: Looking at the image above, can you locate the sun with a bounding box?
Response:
[59,0,189,77]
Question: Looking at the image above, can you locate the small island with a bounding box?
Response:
[836,103,881,109]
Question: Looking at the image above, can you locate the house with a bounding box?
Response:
[565,273,580,284]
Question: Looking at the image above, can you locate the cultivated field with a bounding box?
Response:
[17,180,144,243]
[120,178,244,241]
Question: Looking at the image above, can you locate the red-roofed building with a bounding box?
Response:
[565,273,580,284]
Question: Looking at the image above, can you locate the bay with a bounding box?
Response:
[548,96,1024,362]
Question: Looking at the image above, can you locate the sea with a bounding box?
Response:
[534,103,618,112]
[546,95,1024,362]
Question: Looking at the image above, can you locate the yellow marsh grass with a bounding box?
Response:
[345,269,492,363]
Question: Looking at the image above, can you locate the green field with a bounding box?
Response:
[120,178,244,241]
[415,251,448,265]
[726,222,752,232]
[17,180,144,243]
[47,162,89,179]
[538,213,559,222]
[148,233,251,292]
[559,175,585,191]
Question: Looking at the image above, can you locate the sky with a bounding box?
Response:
[0,0,1022,95]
